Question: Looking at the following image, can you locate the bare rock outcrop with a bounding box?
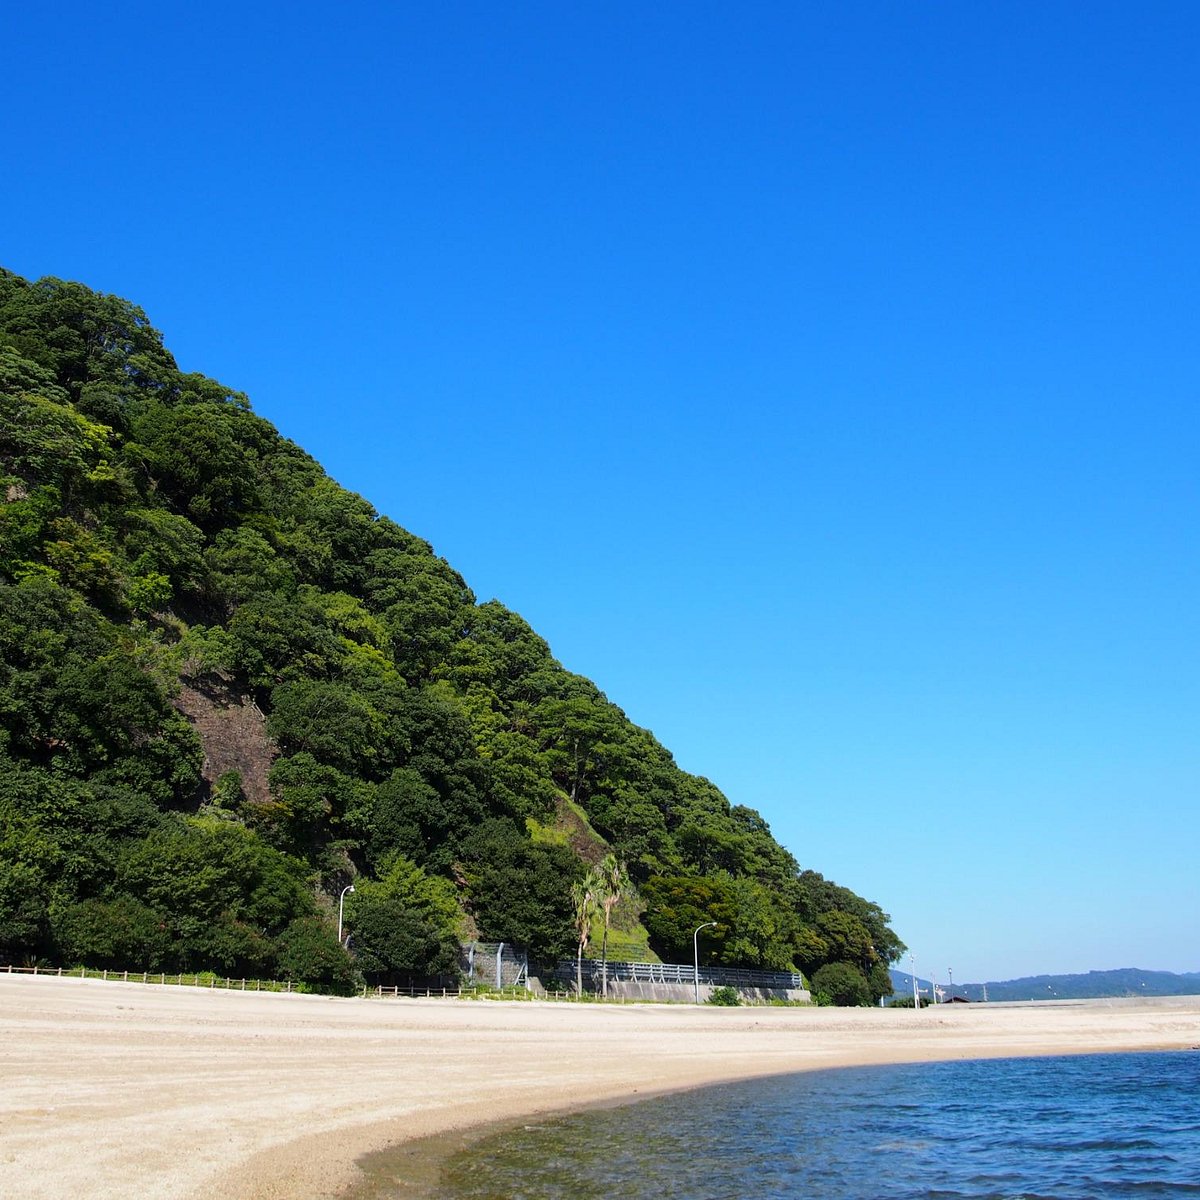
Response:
[173,674,276,807]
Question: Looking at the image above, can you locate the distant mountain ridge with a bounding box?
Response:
[890,966,1200,1002]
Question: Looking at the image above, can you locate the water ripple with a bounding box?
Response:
[428,1051,1200,1199]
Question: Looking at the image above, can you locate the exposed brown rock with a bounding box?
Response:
[173,673,276,806]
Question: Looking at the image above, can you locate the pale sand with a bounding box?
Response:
[3,976,1198,1199]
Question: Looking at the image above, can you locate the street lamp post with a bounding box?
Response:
[338,884,356,946]
[693,922,717,1004]
[910,952,919,1011]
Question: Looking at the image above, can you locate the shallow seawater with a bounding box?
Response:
[373,1051,1200,1199]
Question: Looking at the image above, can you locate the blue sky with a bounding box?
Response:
[5,3,1197,981]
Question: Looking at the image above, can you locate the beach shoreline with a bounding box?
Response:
[3,975,1198,1200]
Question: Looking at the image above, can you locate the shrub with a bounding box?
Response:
[887,993,930,1008]
[275,916,356,995]
[54,897,170,970]
[707,985,741,1006]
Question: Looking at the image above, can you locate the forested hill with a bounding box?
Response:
[0,269,902,1000]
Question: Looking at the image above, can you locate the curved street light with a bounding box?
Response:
[338,884,356,946]
[693,921,717,1004]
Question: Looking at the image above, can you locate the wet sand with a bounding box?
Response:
[3,974,1198,1199]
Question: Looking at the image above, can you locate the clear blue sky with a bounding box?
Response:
[6,3,1197,982]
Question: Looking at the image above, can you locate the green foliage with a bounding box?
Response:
[209,770,245,813]
[460,820,581,962]
[116,818,312,971]
[867,960,894,1002]
[274,916,356,994]
[227,591,343,686]
[0,578,203,805]
[257,754,361,855]
[0,858,50,961]
[0,273,177,412]
[346,855,460,981]
[596,852,627,994]
[811,961,873,1007]
[707,985,741,1006]
[54,897,170,970]
[125,401,273,530]
[887,993,930,1008]
[571,864,603,993]
[642,872,795,970]
[267,682,385,773]
[205,526,295,605]
[0,377,114,493]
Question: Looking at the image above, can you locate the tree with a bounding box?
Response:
[811,961,872,1007]
[722,875,796,972]
[53,897,170,970]
[349,895,456,981]
[814,909,875,968]
[459,820,581,962]
[124,401,273,531]
[641,874,733,965]
[793,925,830,978]
[0,859,50,964]
[267,681,385,775]
[260,754,365,857]
[273,916,355,994]
[535,694,625,808]
[597,853,626,998]
[117,818,312,970]
[792,908,891,999]
[345,855,460,982]
[789,869,905,967]
[571,867,601,997]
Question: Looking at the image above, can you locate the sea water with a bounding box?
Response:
[423,1052,1200,1199]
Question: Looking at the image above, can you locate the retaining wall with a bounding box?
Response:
[602,980,811,1003]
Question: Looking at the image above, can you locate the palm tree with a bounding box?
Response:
[598,853,626,999]
[571,868,602,997]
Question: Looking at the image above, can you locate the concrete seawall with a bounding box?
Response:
[601,980,811,1003]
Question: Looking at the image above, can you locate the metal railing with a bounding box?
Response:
[554,957,805,990]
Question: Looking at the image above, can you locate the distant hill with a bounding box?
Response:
[890,967,1200,1003]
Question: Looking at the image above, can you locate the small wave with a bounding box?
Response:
[405,1051,1200,1200]
[1015,1137,1162,1152]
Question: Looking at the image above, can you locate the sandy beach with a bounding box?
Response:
[2,975,1198,1199]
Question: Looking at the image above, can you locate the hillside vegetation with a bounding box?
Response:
[0,269,902,1000]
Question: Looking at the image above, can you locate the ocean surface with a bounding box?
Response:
[404,1051,1200,1199]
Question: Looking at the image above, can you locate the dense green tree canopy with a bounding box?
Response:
[0,267,902,996]
[345,855,460,982]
